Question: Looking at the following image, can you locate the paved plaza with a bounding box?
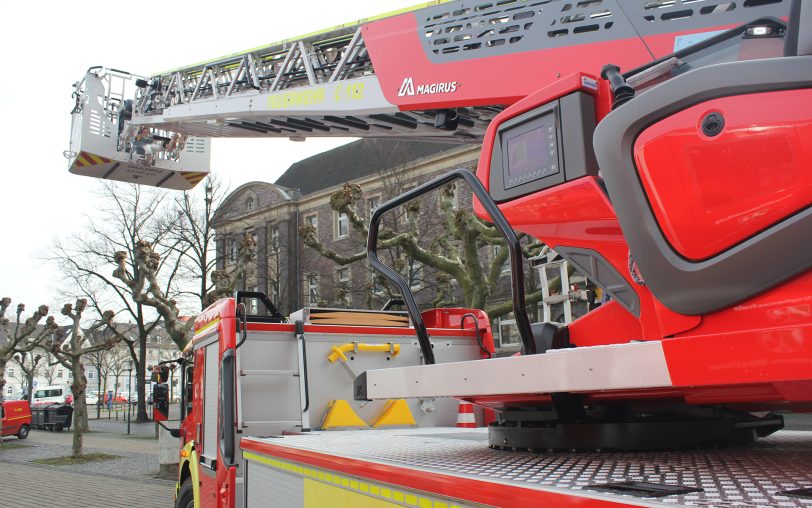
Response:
[0,418,175,508]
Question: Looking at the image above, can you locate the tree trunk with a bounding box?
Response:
[70,362,88,457]
[26,371,34,404]
[0,359,6,403]
[137,354,148,422]
[136,308,149,422]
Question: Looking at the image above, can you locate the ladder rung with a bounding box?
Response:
[241,369,298,376]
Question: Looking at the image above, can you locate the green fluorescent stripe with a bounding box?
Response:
[243,451,467,507]
[153,0,452,76]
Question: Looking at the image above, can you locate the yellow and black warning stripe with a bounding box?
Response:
[180,171,208,186]
[73,151,112,168]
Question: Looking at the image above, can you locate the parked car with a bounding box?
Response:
[103,392,128,404]
[85,391,99,405]
[1,400,32,440]
[32,386,73,406]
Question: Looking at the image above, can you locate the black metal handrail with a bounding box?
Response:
[235,290,285,321]
[366,168,536,364]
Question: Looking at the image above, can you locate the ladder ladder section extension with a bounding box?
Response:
[68,0,789,189]
[127,19,498,142]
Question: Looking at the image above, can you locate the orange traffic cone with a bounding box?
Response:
[456,400,476,428]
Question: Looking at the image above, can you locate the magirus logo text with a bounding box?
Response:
[397,77,458,97]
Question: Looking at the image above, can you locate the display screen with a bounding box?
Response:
[504,122,559,189]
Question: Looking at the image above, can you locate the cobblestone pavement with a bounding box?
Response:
[0,462,174,508]
[0,419,176,508]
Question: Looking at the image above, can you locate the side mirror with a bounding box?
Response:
[153,383,169,422]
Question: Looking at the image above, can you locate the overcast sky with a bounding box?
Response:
[0,0,422,313]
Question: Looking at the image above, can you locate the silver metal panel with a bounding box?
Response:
[245,429,812,507]
[238,331,302,437]
[364,341,672,400]
[302,332,481,428]
[161,76,395,123]
[246,460,303,508]
[202,343,219,460]
[235,327,483,439]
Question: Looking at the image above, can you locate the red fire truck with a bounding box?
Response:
[72,0,812,506]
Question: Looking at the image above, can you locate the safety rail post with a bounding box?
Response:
[366,168,537,362]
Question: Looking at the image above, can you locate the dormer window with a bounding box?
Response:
[246,197,255,211]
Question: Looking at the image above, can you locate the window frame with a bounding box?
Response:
[307,274,320,306]
[335,211,350,239]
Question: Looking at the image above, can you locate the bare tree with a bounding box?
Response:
[85,346,116,418]
[0,298,57,403]
[40,353,62,386]
[301,178,544,319]
[12,350,45,403]
[167,176,229,310]
[47,300,122,457]
[52,182,179,422]
[112,233,257,349]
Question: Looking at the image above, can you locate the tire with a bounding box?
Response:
[175,478,194,508]
[17,425,29,440]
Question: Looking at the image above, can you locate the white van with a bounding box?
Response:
[32,386,73,406]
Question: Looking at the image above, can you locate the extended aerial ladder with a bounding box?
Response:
[66,0,789,189]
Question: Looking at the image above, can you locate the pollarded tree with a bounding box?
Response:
[47,299,123,457]
[300,180,544,319]
[12,351,45,404]
[112,232,257,349]
[0,298,58,403]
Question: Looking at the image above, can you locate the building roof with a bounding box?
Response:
[275,139,462,196]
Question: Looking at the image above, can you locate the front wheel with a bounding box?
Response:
[175,478,194,508]
[17,425,29,440]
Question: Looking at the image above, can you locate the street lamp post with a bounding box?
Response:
[127,361,134,435]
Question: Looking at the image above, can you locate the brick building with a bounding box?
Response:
[213,139,523,348]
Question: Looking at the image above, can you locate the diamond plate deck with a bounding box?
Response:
[245,428,812,507]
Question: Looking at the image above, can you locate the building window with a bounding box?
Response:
[438,183,459,211]
[400,187,416,225]
[57,370,63,379]
[305,214,318,235]
[495,316,520,347]
[492,244,510,274]
[229,238,238,263]
[269,279,280,306]
[335,212,349,239]
[248,286,259,314]
[307,275,320,306]
[88,371,94,380]
[337,268,350,285]
[6,386,11,395]
[367,196,381,217]
[270,224,280,252]
[408,259,422,289]
[246,197,255,212]
[7,368,13,377]
[372,273,384,295]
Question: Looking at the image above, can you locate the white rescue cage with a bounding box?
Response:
[66,67,210,190]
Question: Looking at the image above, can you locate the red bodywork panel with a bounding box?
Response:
[364,13,654,110]
[634,88,812,261]
[469,62,812,412]
[1,400,31,437]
